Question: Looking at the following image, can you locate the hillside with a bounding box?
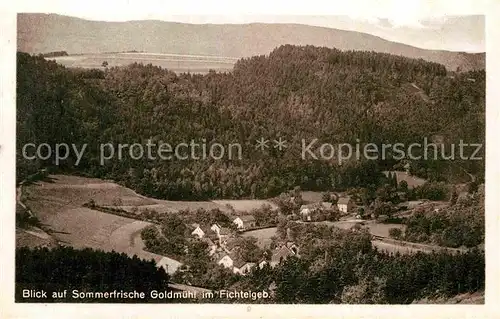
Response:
[16,45,485,200]
[17,13,484,72]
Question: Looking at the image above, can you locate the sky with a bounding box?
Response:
[9,0,488,52]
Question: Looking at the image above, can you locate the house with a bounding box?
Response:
[270,246,295,268]
[216,252,255,275]
[233,261,256,275]
[299,204,322,221]
[191,224,206,238]
[217,253,234,269]
[258,259,268,269]
[223,237,240,253]
[299,204,313,221]
[233,215,256,230]
[269,243,298,268]
[210,223,221,234]
[337,197,354,213]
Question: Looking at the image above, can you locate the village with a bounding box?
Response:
[142,168,478,280]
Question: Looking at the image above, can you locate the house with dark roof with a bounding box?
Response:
[270,245,296,268]
[233,215,256,230]
[233,260,256,275]
[216,251,255,275]
[337,196,353,213]
[258,243,298,269]
[223,237,240,253]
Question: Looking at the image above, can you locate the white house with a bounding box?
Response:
[299,205,312,221]
[216,252,255,276]
[233,215,256,230]
[233,261,256,275]
[337,197,353,213]
[258,259,268,269]
[191,225,205,238]
[210,223,221,234]
[218,254,234,269]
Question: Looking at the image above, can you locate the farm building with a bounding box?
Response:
[299,204,314,221]
[233,215,256,230]
[300,203,335,221]
[337,197,354,213]
[259,242,299,268]
[270,244,297,267]
[216,252,255,275]
[233,260,256,275]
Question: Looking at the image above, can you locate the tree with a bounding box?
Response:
[399,180,408,192]
[340,277,387,304]
[388,227,402,239]
[322,192,331,202]
[449,189,458,206]
[276,217,288,240]
[372,200,394,219]
[102,61,109,68]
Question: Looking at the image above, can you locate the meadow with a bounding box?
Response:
[49,52,238,73]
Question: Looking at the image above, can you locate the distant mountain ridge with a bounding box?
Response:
[18,13,485,72]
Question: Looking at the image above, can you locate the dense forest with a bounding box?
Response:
[17,45,485,200]
[16,247,171,302]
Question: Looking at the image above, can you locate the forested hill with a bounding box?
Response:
[17,46,485,200]
[18,13,484,72]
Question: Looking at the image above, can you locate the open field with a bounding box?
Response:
[211,199,278,213]
[114,200,228,214]
[21,175,183,272]
[242,227,277,248]
[16,228,58,249]
[49,52,238,73]
[24,175,156,209]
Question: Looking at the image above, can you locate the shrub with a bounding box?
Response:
[388,228,402,239]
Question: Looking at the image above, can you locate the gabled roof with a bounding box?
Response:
[233,258,249,269]
[224,237,240,251]
[235,261,255,269]
[206,231,219,241]
[215,251,231,263]
[271,245,295,264]
[201,237,215,246]
[285,241,298,249]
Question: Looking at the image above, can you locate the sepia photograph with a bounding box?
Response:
[2,0,497,317]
